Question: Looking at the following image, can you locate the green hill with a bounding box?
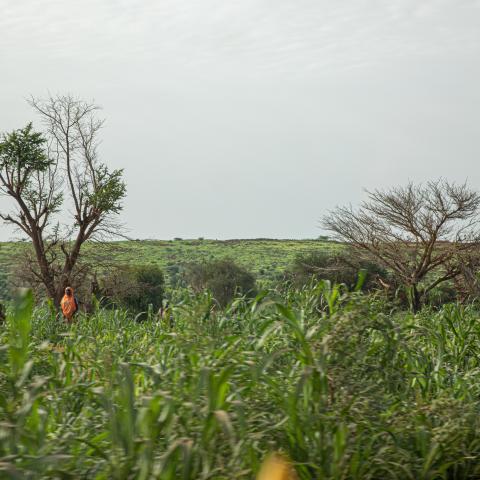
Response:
[0,239,338,300]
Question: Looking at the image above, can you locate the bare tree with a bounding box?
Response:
[0,94,126,305]
[322,180,480,311]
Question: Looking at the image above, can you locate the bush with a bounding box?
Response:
[100,264,165,312]
[287,249,388,290]
[426,281,458,307]
[0,271,10,302]
[184,258,256,307]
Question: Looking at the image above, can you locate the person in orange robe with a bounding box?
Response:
[60,287,78,323]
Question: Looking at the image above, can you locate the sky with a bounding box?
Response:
[1,0,480,240]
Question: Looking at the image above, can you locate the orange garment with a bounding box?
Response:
[61,288,78,320]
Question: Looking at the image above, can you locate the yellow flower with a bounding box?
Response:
[257,453,298,480]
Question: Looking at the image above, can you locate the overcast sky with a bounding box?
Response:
[1,0,480,240]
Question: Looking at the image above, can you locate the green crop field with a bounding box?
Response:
[0,239,339,300]
[2,239,479,479]
[2,285,480,479]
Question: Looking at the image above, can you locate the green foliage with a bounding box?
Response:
[0,239,337,290]
[287,250,387,290]
[2,287,480,478]
[0,270,9,302]
[86,164,126,214]
[100,264,165,312]
[7,289,33,377]
[184,258,257,307]
[426,281,458,307]
[0,123,49,173]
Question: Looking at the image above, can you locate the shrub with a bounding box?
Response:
[184,258,256,307]
[286,249,388,290]
[100,264,165,312]
[0,271,10,302]
[426,281,458,307]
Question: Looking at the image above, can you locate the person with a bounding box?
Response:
[60,286,79,323]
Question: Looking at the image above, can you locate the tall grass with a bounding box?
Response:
[1,284,480,479]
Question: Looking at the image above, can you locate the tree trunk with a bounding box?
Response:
[411,284,421,313]
[54,280,68,307]
[53,227,87,306]
[32,242,56,301]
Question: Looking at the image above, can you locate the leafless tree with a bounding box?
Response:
[322,180,480,311]
[0,94,126,305]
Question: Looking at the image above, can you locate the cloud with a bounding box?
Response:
[2,0,479,76]
[1,0,480,240]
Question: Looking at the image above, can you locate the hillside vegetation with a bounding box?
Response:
[0,239,336,300]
